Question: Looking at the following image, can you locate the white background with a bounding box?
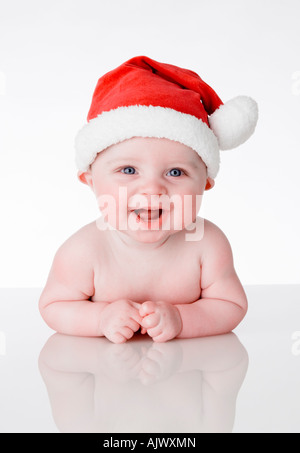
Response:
[0,0,299,287]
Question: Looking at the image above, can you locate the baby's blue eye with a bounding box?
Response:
[168,168,182,177]
[121,167,136,175]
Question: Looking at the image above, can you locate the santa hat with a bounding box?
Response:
[75,56,258,179]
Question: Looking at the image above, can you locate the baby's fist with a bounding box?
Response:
[139,301,182,342]
[99,299,142,344]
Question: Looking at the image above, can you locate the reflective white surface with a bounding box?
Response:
[0,286,299,433]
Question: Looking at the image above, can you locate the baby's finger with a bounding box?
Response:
[147,325,162,339]
[152,332,169,343]
[119,326,135,340]
[128,307,143,326]
[139,301,156,317]
[141,312,160,329]
[127,318,141,333]
[109,332,127,344]
[141,327,147,334]
[131,301,142,310]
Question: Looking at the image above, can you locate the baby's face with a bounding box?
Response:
[79,137,214,243]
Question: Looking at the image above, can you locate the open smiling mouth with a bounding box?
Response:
[133,208,163,222]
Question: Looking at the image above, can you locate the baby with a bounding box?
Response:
[39,56,258,343]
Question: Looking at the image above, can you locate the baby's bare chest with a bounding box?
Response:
[92,248,201,304]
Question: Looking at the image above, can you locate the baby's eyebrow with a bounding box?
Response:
[176,160,200,168]
[105,157,143,166]
[167,160,201,170]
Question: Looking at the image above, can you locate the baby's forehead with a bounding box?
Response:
[97,137,205,166]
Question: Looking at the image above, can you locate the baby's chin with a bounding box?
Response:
[122,227,175,244]
[118,218,181,245]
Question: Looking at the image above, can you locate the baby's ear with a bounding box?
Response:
[205,177,215,191]
[77,170,94,189]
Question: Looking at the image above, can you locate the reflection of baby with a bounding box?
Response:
[38,333,248,433]
[39,56,258,343]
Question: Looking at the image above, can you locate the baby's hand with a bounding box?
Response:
[99,299,142,344]
[139,301,182,342]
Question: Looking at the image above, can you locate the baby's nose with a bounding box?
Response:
[138,176,167,197]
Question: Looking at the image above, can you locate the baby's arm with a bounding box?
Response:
[39,236,141,342]
[175,223,248,338]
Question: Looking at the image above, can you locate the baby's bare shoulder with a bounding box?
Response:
[40,222,102,303]
[52,221,102,280]
[202,219,232,246]
[57,221,100,258]
[186,218,231,253]
[200,218,235,277]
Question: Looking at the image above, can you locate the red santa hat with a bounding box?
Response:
[75,56,258,179]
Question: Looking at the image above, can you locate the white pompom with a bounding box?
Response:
[209,95,258,150]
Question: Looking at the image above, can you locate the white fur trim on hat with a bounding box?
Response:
[209,96,258,150]
[75,105,220,179]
